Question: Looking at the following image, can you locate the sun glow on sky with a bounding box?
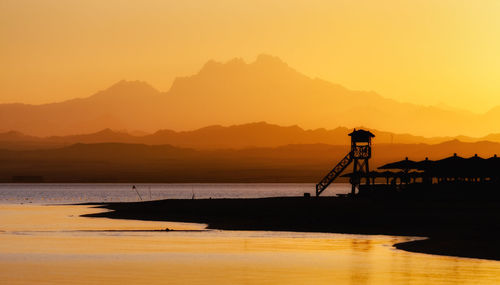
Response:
[2,0,500,113]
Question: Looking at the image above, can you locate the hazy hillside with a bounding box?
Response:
[2,140,500,183]
[0,122,488,151]
[0,80,166,136]
[2,55,500,137]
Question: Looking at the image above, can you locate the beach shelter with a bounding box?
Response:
[431,153,466,178]
[485,155,500,179]
[465,154,486,178]
[379,157,418,171]
[414,157,435,171]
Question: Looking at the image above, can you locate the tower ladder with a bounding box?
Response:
[316,151,353,196]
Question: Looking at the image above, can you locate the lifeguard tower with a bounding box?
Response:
[315,129,374,196]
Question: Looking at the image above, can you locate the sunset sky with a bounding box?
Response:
[2,0,500,113]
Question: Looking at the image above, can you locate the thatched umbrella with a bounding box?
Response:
[431,153,466,178]
[464,154,486,178]
[408,171,424,177]
[378,170,399,184]
[486,155,500,179]
[414,157,435,171]
[379,157,418,171]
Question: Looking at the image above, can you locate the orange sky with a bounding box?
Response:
[2,0,500,113]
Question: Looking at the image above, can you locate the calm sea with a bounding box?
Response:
[0,183,351,204]
[1,183,499,284]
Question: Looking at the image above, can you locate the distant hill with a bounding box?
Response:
[0,122,492,151]
[1,140,500,183]
[0,80,162,136]
[2,55,500,137]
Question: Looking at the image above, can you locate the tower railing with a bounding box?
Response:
[352,145,371,159]
[315,129,374,196]
[316,151,353,196]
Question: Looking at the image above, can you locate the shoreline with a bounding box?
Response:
[82,196,500,261]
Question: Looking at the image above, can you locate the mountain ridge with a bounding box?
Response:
[1,54,499,137]
[3,138,500,183]
[2,121,499,151]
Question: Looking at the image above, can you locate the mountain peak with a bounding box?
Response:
[253,54,288,67]
[94,128,117,135]
[4,54,498,137]
[86,80,160,102]
[199,60,222,72]
[106,80,158,93]
[196,54,290,75]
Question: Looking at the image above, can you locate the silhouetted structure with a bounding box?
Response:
[316,129,374,196]
[317,129,500,197]
[377,153,500,185]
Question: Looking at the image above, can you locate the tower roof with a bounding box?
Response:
[348,129,375,142]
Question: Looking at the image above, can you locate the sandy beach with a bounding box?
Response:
[83,195,500,261]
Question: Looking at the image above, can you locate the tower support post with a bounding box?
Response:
[314,129,374,196]
[349,129,374,195]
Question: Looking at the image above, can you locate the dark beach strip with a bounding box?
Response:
[82,196,500,261]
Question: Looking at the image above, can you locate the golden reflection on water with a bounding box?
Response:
[0,205,499,285]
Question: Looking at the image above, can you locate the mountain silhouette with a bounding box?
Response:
[1,54,500,137]
[1,122,496,151]
[3,139,500,183]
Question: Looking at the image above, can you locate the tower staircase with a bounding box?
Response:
[315,129,375,197]
[315,151,353,196]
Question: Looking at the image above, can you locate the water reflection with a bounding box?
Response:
[350,238,374,252]
[0,205,499,285]
[348,238,374,285]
